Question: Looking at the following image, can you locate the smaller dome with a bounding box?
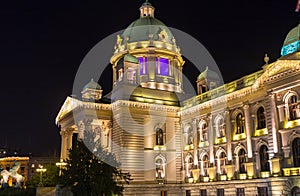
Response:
[281,23,300,56]
[83,79,102,90]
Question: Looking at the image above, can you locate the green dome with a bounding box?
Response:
[122,17,175,45]
[281,24,300,56]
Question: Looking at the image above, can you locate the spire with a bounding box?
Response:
[140,0,155,18]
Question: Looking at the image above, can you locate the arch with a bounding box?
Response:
[216,149,227,175]
[216,147,227,158]
[259,145,270,172]
[291,186,300,196]
[238,148,246,173]
[184,124,193,145]
[185,153,194,178]
[233,143,247,156]
[155,155,166,179]
[256,106,266,130]
[235,112,245,134]
[283,91,300,121]
[292,138,300,167]
[198,120,208,142]
[214,114,225,138]
[155,127,164,145]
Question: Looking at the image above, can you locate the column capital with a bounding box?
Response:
[60,130,68,138]
[243,104,250,110]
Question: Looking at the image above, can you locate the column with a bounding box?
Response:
[192,119,198,167]
[60,130,68,161]
[277,105,285,123]
[208,115,214,164]
[269,94,279,154]
[225,110,232,161]
[66,129,73,152]
[243,104,253,158]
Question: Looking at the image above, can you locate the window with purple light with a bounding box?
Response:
[156,58,169,76]
[139,57,148,75]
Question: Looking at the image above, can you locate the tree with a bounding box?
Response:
[26,163,59,188]
[59,129,131,196]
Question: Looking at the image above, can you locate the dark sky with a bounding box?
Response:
[0,0,299,156]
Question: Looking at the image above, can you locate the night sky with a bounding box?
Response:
[1,0,299,156]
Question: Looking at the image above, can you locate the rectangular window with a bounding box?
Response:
[217,189,224,196]
[200,189,207,196]
[186,190,191,196]
[257,187,268,196]
[139,57,148,75]
[236,188,245,196]
[159,58,169,76]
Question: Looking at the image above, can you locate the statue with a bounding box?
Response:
[0,161,24,188]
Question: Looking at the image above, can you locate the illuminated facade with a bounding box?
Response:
[56,2,300,196]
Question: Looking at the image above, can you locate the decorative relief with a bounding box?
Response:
[111,100,179,112]
[158,29,168,42]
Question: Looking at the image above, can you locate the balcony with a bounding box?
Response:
[215,137,226,144]
[284,119,300,129]
[254,128,268,137]
[233,133,246,141]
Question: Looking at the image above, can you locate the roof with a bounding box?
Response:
[281,23,300,56]
[119,53,139,64]
[83,79,102,90]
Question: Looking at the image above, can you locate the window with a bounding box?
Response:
[257,187,268,196]
[200,122,208,142]
[238,149,246,173]
[202,155,209,176]
[155,156,165,179]
[118,69,123,81]
[259,145,270,172]
[156,57,169,76]
[139,57,148,75]
[236,188,245,196]
[186,126,193,146]
[257,107,266,129]
[236,113,245,134]
[216,117,225,138]
[218,152,226,174]
[156,128,164,145]
[200,189,207,196]
[217,189,224,196]
[293,138,300,167]
[288,95,300,120]
[186,190,191,196]
[186,156,194,178]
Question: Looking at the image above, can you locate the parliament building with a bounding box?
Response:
[56,1,300,195]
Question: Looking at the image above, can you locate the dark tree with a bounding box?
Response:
[59,129,131,196]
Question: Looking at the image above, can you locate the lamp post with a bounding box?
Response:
[56,161,67,176]
[36,165,47,187]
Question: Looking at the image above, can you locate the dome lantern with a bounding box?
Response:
[140,0,155,18]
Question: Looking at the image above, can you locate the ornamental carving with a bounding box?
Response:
[158,29,168,42]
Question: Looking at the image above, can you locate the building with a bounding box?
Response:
[0,157,29,186]
[56,1,300,195]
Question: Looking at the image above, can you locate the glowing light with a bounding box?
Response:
[254,128,268,136]
[281,40,300,56]
[284,119,300,129]
[233,133,246,141]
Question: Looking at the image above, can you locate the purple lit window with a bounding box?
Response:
[139,57,148,75]
[156,58,169,76]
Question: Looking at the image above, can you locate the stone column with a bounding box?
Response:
[225,110,232,161]
[243,104,253,158]
[277,105,285,123]
[269,94,279,154]
[208,115,214,164]
[66,129,73,152]
[192,119,198,167]
[60,130,68,161]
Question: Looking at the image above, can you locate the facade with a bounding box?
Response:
[56,2,300,196]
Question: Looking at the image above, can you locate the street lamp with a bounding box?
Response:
[56,161,67,176]
[36,165,47,187]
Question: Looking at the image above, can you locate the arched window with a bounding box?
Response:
[257,107,266,129]
[155,156,165,179]
[202,155,209,176]
[238,149,246,173]
[218,152,226,174]
[288,95,300,121]
[236,113,245,134]
[259,145,270,172]
[216,117,225,138]
[156,128,164,145]
[186,156,194,178]
[292,138,300,167]
[200,122,208,142]
[186,127,193,145]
